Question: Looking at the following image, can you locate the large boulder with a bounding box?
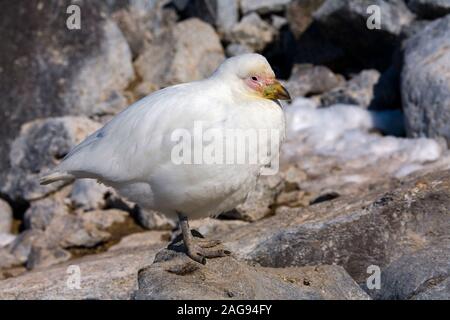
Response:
[223,169,450,283]
[406,0,450,19]
[402,15,450,145]
[134,18,224,90]
[133,249,370,300]
[0,1,134,179]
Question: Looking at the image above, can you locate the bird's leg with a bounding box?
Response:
[177,212,231,264]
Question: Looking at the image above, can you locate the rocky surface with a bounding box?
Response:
[1,0,450,300]
[133,249,369,300]
[406,0,450,19]
[371,241,450,300]
[0,244,161,299]
[0,1,134,178]
[223,169,450,283]
[402,14,450,144]
[1,117,101,202]
[134,18,224,91]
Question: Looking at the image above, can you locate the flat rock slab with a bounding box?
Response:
[133,249,370,300]
[0,245,162,299]
[223,170,450,283]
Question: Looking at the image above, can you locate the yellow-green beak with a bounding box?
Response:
[263,81,291,101]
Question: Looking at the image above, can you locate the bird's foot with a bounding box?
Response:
[195,238,222,248]
[186,241,231,265]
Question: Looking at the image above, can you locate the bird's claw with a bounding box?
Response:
[187,242,231,265]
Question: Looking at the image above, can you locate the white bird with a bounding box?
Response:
[40,53,290,264]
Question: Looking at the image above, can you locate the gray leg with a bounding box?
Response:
[177,212,231,264]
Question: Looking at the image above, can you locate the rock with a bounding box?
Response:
[225,43,254,57]
[134,18,224,90]
[81,209,128,231]
[0,248,21,269]
[0,198,13,233]
[286,0,326,37]
[174,0,239,34]
[133,249,370,299]
[320,70,381,108]
[285,64,344,98]
[0,244,162,299]
[406,0,450,19]
[134,208,176,230]
[371,242,450,300]
[9,229,47,264]
[220,174,284,222]
[271,14,288,30]
[70,179,111,211]
[402,15,450,145]
[110,0,178,57]
[1,117,101,202]
[281,99,441,196]
[189,218,249,238]
[0,1,134,178]
[108,231,168,251]
[227,13,277,52]
[223,170,450,283]
[314,0,414,69]
[0,233,16,248]
[26,241,72,270]
[241,0,292,15]
[24,186,71,230]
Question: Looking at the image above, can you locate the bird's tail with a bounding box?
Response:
[39,171,75,185]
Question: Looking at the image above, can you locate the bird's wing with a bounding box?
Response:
[57,81,232,182]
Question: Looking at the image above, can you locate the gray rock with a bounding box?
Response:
[406,0,450,19]
[286,0,326,37]
[0,1,134,178]
[402,15,450,145]
[372,242,450,300]
[282,98,439,192]
[227,13,277,52]
[174,0,239,34]
[1,117,101,202]
[225,43,254,57]
[0,248,21,269]
[110,0,178,57]
[70,179,111,211]
[241,0,292,15]
[189,218,249,238]
[285,64,344,98]
[108,231,168,252]
[223,170,450,283]
[9,229,47,264]
[320,70,380,108]
[0,244,162,299]
[135,208,176,230]
[314,0,414,65]
[220,174,284,222]
[26,241,72,271]
[24,186,71,230]
[133,249,370,300]
[0,199,13,233]
[134,18,224,90]
[0,233,16,248]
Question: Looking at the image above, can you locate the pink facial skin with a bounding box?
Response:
[245,75,275,93]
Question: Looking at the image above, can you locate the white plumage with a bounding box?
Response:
[41,53,289,263]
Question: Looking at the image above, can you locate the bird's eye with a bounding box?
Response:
[251,76,258,81]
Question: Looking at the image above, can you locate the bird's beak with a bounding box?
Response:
[263,80,291,101]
